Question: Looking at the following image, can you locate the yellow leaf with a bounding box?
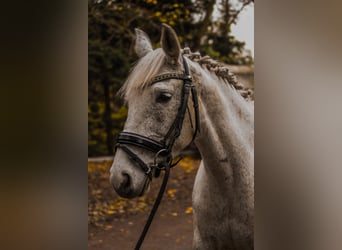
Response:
[107,210,115,215]
[167,189,176,196]
[185,206,193,214]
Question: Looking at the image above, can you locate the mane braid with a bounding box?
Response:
[182,47,254,101]
[120,47,254,101]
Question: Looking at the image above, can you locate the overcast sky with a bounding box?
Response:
[231,4,254,57]
[213,1,254,58]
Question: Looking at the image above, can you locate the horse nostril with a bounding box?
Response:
[120,173,131,189]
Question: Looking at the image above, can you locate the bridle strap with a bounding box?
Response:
[146,72,189,86]
[163,56,200,149]
[116,144,153,180]
[190,85,200,142]
[164,80,191,149]
[117,132,168,154]
[183,54,201,141]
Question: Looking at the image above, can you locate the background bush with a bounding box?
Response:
[88,0,253,156]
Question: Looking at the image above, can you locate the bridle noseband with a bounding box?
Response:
[114,56,200,250]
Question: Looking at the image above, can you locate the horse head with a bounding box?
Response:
[110,24,198,198]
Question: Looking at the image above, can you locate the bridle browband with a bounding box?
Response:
[114,56,200,250]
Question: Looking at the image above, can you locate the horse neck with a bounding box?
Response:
[194,69,254,188]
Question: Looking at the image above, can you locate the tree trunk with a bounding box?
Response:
[103,79,114,155]
[192,0,216,50]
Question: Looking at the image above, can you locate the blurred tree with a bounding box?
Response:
[204,0,254,64]
[88,0,253,156]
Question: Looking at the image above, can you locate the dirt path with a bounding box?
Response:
[88,157,200,250]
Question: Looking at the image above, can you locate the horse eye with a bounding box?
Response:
[156,92,172,103]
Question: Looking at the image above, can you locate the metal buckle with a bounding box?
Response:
[153,149,170,168]
[145,166,152,175]
[185,75,192,81]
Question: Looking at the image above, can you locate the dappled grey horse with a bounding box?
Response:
[110,24,254,249]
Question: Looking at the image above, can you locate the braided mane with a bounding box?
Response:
[120,47,254,101]
[182,47,254,101]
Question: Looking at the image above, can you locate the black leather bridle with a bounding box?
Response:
[115,55,200,179]
[114,56,200,250]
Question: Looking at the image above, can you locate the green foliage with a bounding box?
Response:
[88,0,253,156]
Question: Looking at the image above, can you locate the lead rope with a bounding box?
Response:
[134,164,170,250]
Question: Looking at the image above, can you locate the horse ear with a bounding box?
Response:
[161,23,181,65]
[134,28,153,58]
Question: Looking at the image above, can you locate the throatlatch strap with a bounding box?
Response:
[190,85,200,141]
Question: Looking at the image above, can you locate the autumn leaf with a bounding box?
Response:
[107,210,115,215]
[185,207,193,214]
[167,189,176,197]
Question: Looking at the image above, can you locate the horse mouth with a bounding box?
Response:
[139,177,150,196]
[112,184,134,198]
[111,175,150,198]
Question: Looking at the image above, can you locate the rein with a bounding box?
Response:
[115,56,200,250]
